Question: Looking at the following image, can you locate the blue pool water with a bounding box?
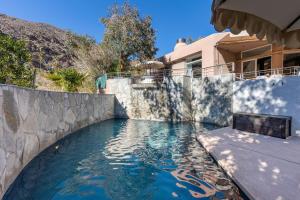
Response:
[4,119,244,200]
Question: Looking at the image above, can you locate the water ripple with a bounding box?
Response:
[4,119,245,200]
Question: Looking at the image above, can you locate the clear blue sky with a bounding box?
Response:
[0,0,215,57]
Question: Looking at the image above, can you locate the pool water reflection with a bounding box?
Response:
[4,119,244,200]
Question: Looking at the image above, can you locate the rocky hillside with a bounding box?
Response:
[0,13,102,91]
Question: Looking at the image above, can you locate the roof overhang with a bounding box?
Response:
[211,0,300,48]
[216,35,269,53]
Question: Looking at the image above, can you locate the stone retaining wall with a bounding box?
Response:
[191,75,234,126]
[107,74,234,125]
[130,76,193,121]
[0,84,115,198]
[108,77,193,121]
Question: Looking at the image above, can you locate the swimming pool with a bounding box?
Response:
[4,119,244,200]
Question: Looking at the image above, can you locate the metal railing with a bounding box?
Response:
[107,71,132,79]
[235,66,300,81]
[106,63,234,81]
[106,64,300,82]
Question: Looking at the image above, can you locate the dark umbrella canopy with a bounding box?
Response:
[211,0,300,48]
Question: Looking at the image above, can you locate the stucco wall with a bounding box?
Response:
[171,62,186,76]
[0,84,115,198]
[107,78,132,118]
[164,32,229,69]
[167,33,240,77]
[233,76,300,136]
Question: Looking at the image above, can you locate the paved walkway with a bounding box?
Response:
[197,127,300,200]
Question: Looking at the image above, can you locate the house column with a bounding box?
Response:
[271,44,284,72]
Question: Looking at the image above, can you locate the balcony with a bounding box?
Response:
[106,64,300,83]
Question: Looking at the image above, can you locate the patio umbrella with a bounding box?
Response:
[211,0,300,48]
[134,60,165,69]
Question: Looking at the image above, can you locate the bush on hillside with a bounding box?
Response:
[47,68,85,92]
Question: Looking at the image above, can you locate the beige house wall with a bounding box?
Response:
[216,48,236,65]
[235,61,242,73]
[215,48,238,75]
[272,45,284,69]
[171,61,186,76]
[164,33,229,73]
[163,32,300,78]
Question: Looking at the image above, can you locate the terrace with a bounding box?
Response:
[106,32,300,86]
[1,0,300,199]
[106,62,300,83]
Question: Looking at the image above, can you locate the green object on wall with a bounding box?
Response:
[96,74,107,89]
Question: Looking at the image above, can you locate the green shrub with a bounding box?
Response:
[0,33,35,88]
[47,68,85,92]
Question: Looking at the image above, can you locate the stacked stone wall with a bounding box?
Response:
[0,84,115,198]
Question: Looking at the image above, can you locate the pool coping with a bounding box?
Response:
[196,134,254,200]
[197,127,300,200]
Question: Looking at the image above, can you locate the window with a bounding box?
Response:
[283,53,300,75]
[242,56,272,79]
[241,45,272,79]
[242,60,256,79]
[186,56,202,78]
[284,53,300,67]
[257,57,271,75]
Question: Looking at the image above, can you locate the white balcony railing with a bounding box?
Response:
[107,63,234,80]
[106,64,300,82]
[235,66,300,81]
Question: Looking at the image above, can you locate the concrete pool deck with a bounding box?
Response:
[197,127,300,200]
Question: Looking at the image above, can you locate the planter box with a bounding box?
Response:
[233,113,292,139]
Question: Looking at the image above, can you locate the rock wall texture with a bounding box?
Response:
[233,76,300,136]
[108,77,192,121]
[191,75,234,126]
[0,84,115,198]
[130,76,193,121]
[107,75,233,125]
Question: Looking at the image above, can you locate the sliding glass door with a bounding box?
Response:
[257,57,271,76]
[242,56,272,79]
[242,60,256,79]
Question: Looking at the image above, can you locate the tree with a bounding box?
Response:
[101,2,158,71]
[0,33,35,88]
